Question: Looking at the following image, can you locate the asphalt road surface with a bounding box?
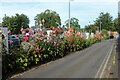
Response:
[14,39,115,78]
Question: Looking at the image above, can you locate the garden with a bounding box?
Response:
[2,20,109,79]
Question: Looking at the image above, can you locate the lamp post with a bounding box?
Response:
[69,0,74,31]
[100,21,102,33]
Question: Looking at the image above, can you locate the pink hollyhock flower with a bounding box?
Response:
[32,34,35,38]
[36,23,38,26]
[9,40,13,44]
[30,28,33,31]
[45,35,48,37]
[20,28,23,32]
[54,41,56,44]
[39,38,42,40]
[35,33,38,36]
[35,46,39,51]
[40,24,42,26]
[28,31,31,34]
[8,30,11,34]
[38,33,41,36]
[28,44,31,47]
[39,21,41,23]
[31,47,34,50]
[44,39,46,42]
[42,19,45,22]
[33,44,35,46]
[53,35,55,37]
[37,28,40,31]
[48,35,51,37]
[50,38,53,41]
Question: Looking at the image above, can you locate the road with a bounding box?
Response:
[13,39,115,78]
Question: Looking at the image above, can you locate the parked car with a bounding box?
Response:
[8,35,20,48]
[15,35,22,42]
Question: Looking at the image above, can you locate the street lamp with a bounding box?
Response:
[69,0,74,31]
[100,21,102,33]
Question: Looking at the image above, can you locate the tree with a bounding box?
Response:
[94,12,113,31]
[2,14,29,34]
[84,24,96,34]
[65,17,80,29]
[34,9,61,28]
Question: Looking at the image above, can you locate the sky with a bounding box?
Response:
[0,0,119,28]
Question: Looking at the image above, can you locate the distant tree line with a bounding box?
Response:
[2,9,120,34]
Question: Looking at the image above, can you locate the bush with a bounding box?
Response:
[2,24,102,79]
[101,29,109,40]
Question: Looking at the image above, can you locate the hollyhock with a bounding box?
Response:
[28,31,31,34]
[50,27,53,30]
[70,30,72,33]
[42,19,45,22]
[44,39,46,42]
[40,24,42,26]
[50,38,53,41]
[53,35,56,37]
[30,28,33,31]
[8,30,11,34]
[9,41,13,44]
[20,28,23,32]
[54,41,56,44]
[33,44,35,46]
[31,47,34,50]
[39,21,41,23]
[35,46,39,51]
[38,33,41,36]
[32,34,35,38]
[35,33,38,36]
[28,44,31,47]
[37,28,40,31]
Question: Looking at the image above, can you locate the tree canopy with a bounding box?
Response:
[65,17,80,29]
[94,12,113,31]
[2,13,29,34]
[34,9,61,28]
[84,24,96,34]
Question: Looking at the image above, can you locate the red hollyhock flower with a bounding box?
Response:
[70,30,72,33]
[50,27,53,30]
[62,44,64,46]
[55,30,58,34]
[81,29,83,31]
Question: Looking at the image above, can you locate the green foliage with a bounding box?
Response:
[3,22,102,80]
[94,12,113,31]
[101,29,109,39]
[35,9,61,28]
[2,14,29,34]
[65,17,80,29]
[84,24,96,34]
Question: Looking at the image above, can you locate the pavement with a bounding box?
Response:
[9,39,116,79]
[102,38,120,79]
